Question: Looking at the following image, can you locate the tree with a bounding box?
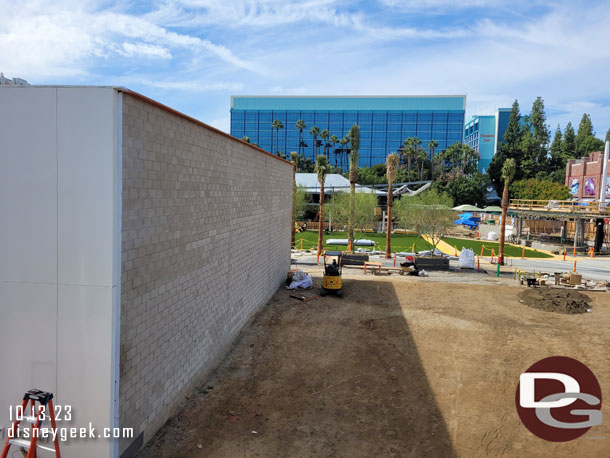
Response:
[528,96,551,173]
[385,153,399,259]
[394,189,454,254]
[606,129,610,144]
[331,191,378,233]
[498,158,516,266]
[340,136,349,171]
[519,126,539,179]
[294,185,310,218]
[417,148,427,180]
[290,152,298,248]
[242,136,251,143]
[320,129,330,160]
[562,122,576,159]
[444,143,461,175]
[296,119,307,157]
[579,135,604,156]
[433,173,488,207]
[348,124,360,251]
[461,144,479,174]
[503,100,523,147]
[344,164,387,185]
[272,119,284,156]
[427,140,438,178]
[548,125,563,172]
[574,113,604,156]
[315,155,329,256]
[401,137,421,173]
[510,179,571,200]
[309,126,321,159]
[575,113,594,156]
[488,100,522,193]
[329,135,339,167]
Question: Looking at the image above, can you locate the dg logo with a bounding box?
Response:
[515,356,602,441]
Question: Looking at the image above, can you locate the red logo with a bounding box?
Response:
[515,356,602,441]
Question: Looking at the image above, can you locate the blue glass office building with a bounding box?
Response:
[464,108,526,173]
[230,96,466,168]
[464,115,496,173]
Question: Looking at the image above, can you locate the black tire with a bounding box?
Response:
[320,288,327,297]
[336,289,344,298]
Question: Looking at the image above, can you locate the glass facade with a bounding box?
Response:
[230,96,465,169]
[464,115,496,173]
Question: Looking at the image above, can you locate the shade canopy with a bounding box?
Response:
[482,206,503,213]
[452,204,482,212]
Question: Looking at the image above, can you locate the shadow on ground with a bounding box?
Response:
[138,276,456,457]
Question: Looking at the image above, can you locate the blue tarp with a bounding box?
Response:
[454,212,479,228]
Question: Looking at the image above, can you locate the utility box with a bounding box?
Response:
[569,273,583,286]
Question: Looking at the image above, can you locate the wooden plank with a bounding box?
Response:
[290,292,320,301]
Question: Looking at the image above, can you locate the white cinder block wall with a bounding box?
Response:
[0,86,292,458]
[118,93,292,456]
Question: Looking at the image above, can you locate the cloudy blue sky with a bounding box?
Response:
[2,0,609,137]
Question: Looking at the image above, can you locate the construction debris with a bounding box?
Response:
[290,292,320,302]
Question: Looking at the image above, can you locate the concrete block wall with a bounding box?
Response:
[118,93,292,456]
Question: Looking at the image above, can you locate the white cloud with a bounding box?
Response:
[137,79,244,91]
[0,0,254,78]
[119,42,172,59]
[0,0,608,137]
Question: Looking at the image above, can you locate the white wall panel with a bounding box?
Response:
[57,87,116,287]
[57,284,114,458]
[0,87,119,458]
[0,88,58,283]
[0,282,57,433]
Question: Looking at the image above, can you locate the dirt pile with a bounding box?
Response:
[518,288,592,314]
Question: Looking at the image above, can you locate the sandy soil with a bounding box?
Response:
[138,269,610,458]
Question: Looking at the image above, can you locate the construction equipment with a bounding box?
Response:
[1,389,61,458]
[321,251,344,297]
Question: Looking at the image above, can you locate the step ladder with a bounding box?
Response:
[1,389,61,458]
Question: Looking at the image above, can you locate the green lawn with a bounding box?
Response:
[295,231,553,258]
[443,237,553,259]
[295,230,430,253]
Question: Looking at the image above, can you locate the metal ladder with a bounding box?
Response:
[1,389,61,458]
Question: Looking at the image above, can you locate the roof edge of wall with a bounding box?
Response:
[119,88,292,166]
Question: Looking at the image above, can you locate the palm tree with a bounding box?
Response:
[433,153,443,179]
[427,140,438,178]
[417,149,427,181]
[309,126,321,159]
[445,143,460,175]
[499,158,516,266]
[242,136,251,143]
[272,119,284,156]
[462,145,478,173]
[329,135,339,168]
[340,136,349,171]
[291,152,298,248]
[385,153,399,259]
[347,124,360,252]
[320,129,330,161]
[402,137,421,175]
[315,155,329,256]
[296,119,306,157]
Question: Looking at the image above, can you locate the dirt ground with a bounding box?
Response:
[138,268,610,458]
[518,288,593,314]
